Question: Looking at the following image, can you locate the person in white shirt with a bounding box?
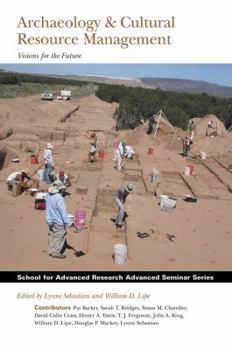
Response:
[206,120,213,136]
[113,141,126,172]
[7,171,22,186]
[114,149,123,172]
[43,143,54,183]
[6,169,39,192]
[88,141,97,163]
[118,141,126,157]
[124,145,135,159]
[55,170,71,187]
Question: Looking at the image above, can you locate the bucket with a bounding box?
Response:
[148,146,154,155]
[184,166,190,176]
[113,244,127,264]
[200,152,206,160]
[162,198,176,210]
[31,154,38,165]
[160,195,169,208]
[74,209,86,228]
[98,149,105,160]
[113,140,119,149]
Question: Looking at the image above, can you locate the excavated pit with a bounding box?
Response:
[1,94,232,271]
[0,149,7,170]
[95,189,116,214]
[161,171,191,197]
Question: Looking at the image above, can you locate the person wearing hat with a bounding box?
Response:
[43,143,54,184]
[112,183,134,229]
[88,141,97,163]
[6,169,39,192]
[45,182,73,259]
[90,132,98,148]
[55,170,71,187]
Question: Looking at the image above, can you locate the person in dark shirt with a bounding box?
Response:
[182,137,191,159]
[147,114,157,134]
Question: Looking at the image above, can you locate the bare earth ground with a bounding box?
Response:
[0,94,232,271]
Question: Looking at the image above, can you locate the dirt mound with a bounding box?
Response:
[195,114,227,137]
[123,125,152,146]
[192,132,232,157]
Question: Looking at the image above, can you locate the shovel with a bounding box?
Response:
[64,242,85,258]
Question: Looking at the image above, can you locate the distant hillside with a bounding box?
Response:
[54,74,141,88]
[140,78,232,98]
[56,74,232,98]
[1,68,232,98]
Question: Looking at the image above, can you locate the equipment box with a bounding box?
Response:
[35,192,46,210]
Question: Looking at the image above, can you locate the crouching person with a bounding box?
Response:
[124,145,135,159]
[112,183,134,229]
[55,170,71,187]
[45,183,73,259]
[6,168,39,193]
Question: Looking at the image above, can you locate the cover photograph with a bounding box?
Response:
[0,0,231,349]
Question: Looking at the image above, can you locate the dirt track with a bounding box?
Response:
[0,94,232,271]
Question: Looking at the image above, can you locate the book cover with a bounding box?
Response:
[0,0,231,348]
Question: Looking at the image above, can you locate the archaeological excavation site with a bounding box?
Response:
[0,78,232,271]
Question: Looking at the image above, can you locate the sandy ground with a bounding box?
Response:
[0,94,232,271]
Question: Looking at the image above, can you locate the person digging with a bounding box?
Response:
[112,183,134,230]
[6,168,39,193]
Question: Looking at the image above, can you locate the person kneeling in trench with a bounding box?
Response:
[124,145,135,160]
[6,168,39,192]
[45,183,73,259]
[112,184,134,229]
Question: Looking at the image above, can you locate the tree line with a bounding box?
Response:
[96,83,232,130]
[0,71,86,87]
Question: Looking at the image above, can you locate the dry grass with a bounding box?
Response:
[0,82,98,98]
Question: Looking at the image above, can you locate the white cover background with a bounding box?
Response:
[0,0,231,348]
[0,283,231,349]
[0,0,231,63]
